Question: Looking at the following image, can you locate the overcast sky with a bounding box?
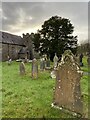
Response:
[1,1,88,44]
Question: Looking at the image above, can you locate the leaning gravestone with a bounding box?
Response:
[19,62,25,75]
[53,53,58,68]
[52,50,83,115]
[32,58,38,79]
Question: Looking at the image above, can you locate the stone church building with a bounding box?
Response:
[0,31,34,61]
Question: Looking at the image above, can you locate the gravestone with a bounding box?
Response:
[19,62,25,75]
[45,58,51,70]
[53,50,83,115]
[40,58,45,70]
[32,58,38,79]
[53,53,58,68]
[46,58,50,67]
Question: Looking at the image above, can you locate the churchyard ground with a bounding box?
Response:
[1,56,89,118]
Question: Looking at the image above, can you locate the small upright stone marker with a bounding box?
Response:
[40,58,45,71]
[32,58,38,79]
[19,62,25,75]
[53,53,58,68]
[46,58,50,68]
[53,50,83,115]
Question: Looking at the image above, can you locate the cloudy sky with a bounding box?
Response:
[1,1,88,44]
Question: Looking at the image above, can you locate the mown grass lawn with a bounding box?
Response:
[1,56,89,118]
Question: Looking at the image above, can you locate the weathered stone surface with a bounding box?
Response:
[53,50,83,114]
[46,59,50,68]
[19,62,25,75]
[53,53,58,68]
[40,58,45,70]
[32,58,38,79]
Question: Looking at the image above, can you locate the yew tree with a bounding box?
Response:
[33,16,78,61]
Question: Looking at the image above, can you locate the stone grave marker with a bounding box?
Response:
[53,53,58,68]
[53,50,83,115]
[46,58,50,67]
[32,58,38,79]
[19,62,25,75]
[45,58,51,70]
[40,58,45,71]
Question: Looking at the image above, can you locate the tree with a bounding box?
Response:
[33,16,78,61]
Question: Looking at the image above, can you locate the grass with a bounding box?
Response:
[1,57,89,118]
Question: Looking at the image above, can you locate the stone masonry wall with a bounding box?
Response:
[2,43,22,61]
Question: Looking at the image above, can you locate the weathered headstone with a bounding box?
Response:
[46,59,50,68]
[19,62,25,75]
[45,58,51,70]
[53,50,83,115]
[53,53,58,68]
[32,58,38,79]
[40,58,45,70]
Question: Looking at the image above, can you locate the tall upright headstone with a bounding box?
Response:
[32,58,38,79]
[40,57,45,71]
[53,50,83,115]
[19,62,25,75]
[53,53,58,68]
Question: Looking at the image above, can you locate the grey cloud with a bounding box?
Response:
[2,2,46,32]
[1,2,88,43]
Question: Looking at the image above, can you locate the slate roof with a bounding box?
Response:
[0,31,25,46]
